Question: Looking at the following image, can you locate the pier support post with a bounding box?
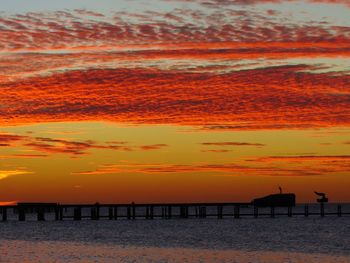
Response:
[337,205,342,217]
[180,206,188,219]
[304,205,309,217]
[127,206,131,220]
[114,206,118,220]
[162,207,165,219]
[234,206,240,219]
[19,208,26,221]
[150,206,154,219]
[37,207,45,221]
[287,207,292,217]
[168,206,172,219]
[254,206,258,218]
[74,207,82,221]
[91,207,99,220]
[145,206,149,219]
[59,207,64,220]
[2,208,7,221]
[109,207,113,220]
[199,207,206,218]
[132,204,136,220]
[55,206,60,221]
[320,203,325,217]
[217,205,223,219]
[270,207,275,218]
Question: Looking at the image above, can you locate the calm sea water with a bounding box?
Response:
[0,205,349,262]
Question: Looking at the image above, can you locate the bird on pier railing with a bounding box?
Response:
[314,191,328,203]
[279,186,282,194]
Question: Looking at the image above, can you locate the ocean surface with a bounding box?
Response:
[0,205,349,262]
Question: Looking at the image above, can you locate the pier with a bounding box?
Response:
[0,202,349,222]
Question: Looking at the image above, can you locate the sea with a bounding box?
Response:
[0,204,349,262]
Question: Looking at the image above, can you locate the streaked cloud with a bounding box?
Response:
[72,159,349,177]
[1,65,348,129]
[0,169,32,180]
[201,142,265,147]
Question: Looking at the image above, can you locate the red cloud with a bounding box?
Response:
[1,65,349,129]
[72,158,350,177]
[1,7,349,52]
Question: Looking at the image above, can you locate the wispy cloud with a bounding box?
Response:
[1,65,348,129]
[0,169,32,180]
[201,142,265,147]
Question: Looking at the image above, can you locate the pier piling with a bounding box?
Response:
[304,205,309,217]
[37,208,45,221]
[234,206,240,219]
[254,206,258,218]
[18,208,26,221]
[74,207,82,221]
[113,206,118,220]
[270,207,275,218]
[217,205,223,219]
[108,207,113,220]
[2,208,7,221]
[337,205,342,217]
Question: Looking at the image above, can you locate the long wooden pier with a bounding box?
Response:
[0,202,349,222]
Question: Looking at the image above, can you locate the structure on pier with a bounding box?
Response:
[252,193,296,207]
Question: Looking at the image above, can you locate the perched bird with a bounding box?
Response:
[314,191,326,198]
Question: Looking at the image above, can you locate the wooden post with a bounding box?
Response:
[37,207,45,221]
[109,207,113,220]
[127,206,131,220]
[132,204,136,220]
[304,205,309,217]
[195,206,199,218]
[114,206,118,220]
[288,207,292,217]
[234,205,240,219]
[200,206,206,218]
[96,205,100,220]
[254,206,258,218]
[19,207,26,221]
[150,206,154,219]
[74,207,82,221]
[91,207,98,220]
[162,207,165,218]
[168,206,172,219]
[270,206,275,218]
[320,203,325,217]
[145,206,149,219]
[2,207,7,221]
[217,205,223,219]
[55,206,60,221]
[337,205,342,217]
[59,206,64,220]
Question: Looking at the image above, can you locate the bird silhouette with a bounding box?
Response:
[314,191,326,198]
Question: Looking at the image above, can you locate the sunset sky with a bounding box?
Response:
[0,0,349,204]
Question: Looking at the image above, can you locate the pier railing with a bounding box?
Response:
[0,203,349,222]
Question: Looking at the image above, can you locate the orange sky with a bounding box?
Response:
[0,0,349,203]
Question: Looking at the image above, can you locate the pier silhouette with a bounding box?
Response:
[0,191,348,222]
